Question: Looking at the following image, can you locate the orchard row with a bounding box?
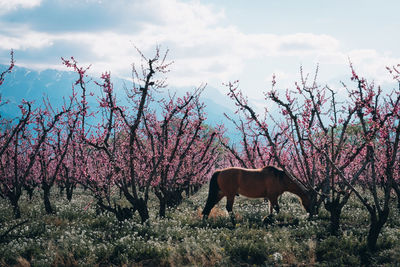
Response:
[1,49,399,255]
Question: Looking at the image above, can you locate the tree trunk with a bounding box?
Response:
[165,190,184,208]
[59,186,64,197]
[155,189,184,218]
[66,184,74,202]
[325,193,350,236]
[185,186,190,198]
[135,198,149,223]
[43,185,54,214]
[155,190,166,218]
[191,185,201,195]
[121,187,149,223]
[393,183,400,212]
[25,186,35,201]
[398,197,400,213]
[325,201,342,236]
[367,223,380,252]
[367,208,389,252]
[159,196,166,218]
[8,190,22,219]
[309,190,321,217]
[11,199,21,219]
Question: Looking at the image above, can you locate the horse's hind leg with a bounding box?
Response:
[202,172,222,221]
[202,194,223,221]
[226,195,236,226]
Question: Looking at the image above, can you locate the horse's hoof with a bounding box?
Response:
[263,215,274,225]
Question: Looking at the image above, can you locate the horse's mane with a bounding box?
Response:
[262,166,308,193]
[290,175,308,192]
[261,166,285,179]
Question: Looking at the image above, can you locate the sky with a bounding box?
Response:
[0,0,399,103]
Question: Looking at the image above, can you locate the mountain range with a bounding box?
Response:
[0,64,239,140]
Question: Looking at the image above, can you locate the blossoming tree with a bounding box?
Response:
[224,63,400,248]
[63,47,221,222]
[141,88,220,217]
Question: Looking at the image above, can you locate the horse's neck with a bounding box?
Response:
[285,177,307,199]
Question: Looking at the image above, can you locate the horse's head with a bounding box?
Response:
[280,170,315,214]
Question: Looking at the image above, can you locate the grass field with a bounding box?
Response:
[1,185,400,266]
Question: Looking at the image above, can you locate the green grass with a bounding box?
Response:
[0,187,399,266]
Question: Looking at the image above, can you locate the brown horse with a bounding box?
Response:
[202,166,312,225]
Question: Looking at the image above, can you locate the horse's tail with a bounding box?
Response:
[202,171,221,218]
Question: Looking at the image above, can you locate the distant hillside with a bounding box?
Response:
[0,64,239,140]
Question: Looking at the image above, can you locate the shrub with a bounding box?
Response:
[316,235,361,265]
[225,238,269,265]
[128,242,169,265]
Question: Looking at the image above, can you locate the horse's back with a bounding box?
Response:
[217,167,282,198]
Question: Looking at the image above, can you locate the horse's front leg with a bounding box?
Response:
[226,195,236,227]
[270,196,280,214]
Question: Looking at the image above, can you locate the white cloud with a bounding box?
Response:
[0,31,53,50]
[277,33,340,55]
[1,0,399,94]
[142,0,225,27]
[347,49,400,85]
[0,0,42,13]
[0,27,350,89]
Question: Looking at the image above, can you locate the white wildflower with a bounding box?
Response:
[272,252,282,262]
